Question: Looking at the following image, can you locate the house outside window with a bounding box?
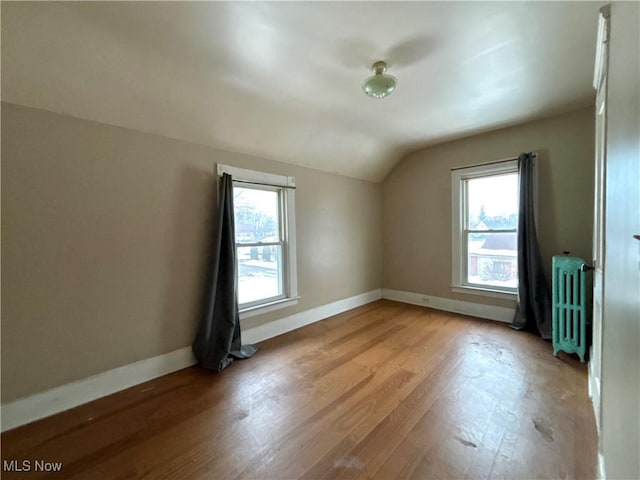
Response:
[451,159,520,298]
[217,164,298,318]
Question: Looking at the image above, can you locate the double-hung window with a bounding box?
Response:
[451,159,520,297]
[217,164,298,318]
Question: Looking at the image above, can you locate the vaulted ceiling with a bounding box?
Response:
[2,2,599,181]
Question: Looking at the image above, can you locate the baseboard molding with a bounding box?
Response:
[588,359,602,434]
[598,452,606,480]
[242,289,382,345]
[0,289,382,432]
[0,346,197,433]
[381,288,515,323]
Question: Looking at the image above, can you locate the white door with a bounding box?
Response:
[590,5,609,433]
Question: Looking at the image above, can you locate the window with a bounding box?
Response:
[217,164,298,318]
[451,159,521,297]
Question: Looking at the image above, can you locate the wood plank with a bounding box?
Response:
[0,301,597,480]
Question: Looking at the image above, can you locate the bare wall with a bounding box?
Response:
[1,103,382,402]
[382,107,595,308]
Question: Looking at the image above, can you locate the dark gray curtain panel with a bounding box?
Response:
[193,173,257,371]
[512,153,552,339]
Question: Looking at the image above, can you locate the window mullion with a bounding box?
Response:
[465,229,517,234]
[236,241,283,248]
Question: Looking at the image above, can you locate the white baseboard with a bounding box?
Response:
[588,359,602,434]
[0,347,197,433]
[598,452,606,480]
[242,289,382,345]
[382,288,515,323]
[0,289,382,432]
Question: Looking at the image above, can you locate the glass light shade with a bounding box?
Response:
[361,61,397,99]
[362,74,397,98]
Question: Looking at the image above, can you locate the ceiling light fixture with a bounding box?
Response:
[361,61,397,99]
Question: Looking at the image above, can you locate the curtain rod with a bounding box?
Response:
[450,152,537,171]
[232,179,297,190]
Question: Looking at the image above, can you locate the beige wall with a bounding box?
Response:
[1,101,599,406]
[1,103,382,402]
[382,107,595,308]
[600,3,640,478]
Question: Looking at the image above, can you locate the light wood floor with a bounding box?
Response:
[1,300,597,479]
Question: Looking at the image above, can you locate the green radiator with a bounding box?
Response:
[552,255,590,362]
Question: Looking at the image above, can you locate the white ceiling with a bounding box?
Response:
[2,2,599,182]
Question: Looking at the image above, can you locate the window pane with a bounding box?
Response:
[234,187,280,244]
[467,173,518,230]
[467,232,518,289]
[237,245,283,305]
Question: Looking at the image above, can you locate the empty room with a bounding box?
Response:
[1,2,638,479]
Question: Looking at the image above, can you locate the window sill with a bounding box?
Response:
[450,285,517,300]
[239,297,300,320]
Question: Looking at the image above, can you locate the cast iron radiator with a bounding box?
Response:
[552,254,590,363]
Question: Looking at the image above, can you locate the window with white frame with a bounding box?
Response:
[217,164,298,317]
[451,160,520,297]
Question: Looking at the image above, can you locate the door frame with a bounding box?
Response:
[589,3,610,435]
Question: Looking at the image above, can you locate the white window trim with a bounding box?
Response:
[217,164,298,319]
[451,158,524,298]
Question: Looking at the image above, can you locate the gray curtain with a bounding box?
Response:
[192,173,258,371]
[512,153,552,339]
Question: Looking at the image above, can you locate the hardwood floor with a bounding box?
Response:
[1,300,597,479]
